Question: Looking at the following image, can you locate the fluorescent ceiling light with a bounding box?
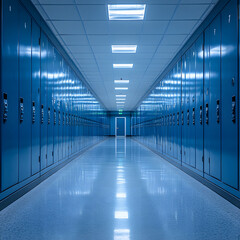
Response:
[116,95,126,97]
[108,5,146,20]
[112,45,137,53]
[115,211,128,219]
[114,80,130,84]
[113,64,133,69]
[115,87,128,90]
[116,98,126,101]
[116,102,125,104]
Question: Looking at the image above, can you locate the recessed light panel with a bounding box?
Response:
[108,5,146,20]
[112,45,137,53]
[113,64,133,69]
[114,80,130,84]
[116,98,126,101]
[116,95,126,97]
[115,87,128,90]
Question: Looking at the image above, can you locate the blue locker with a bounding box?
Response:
[31,20,41,175]
[177,60,182,162]
[204,26,211,175]
[189,46,196,168]
[19,5,32,181]
[221,0,238,189]
[53,53,59,163]
[208,15,221,179]
[40,32,48,170]
[195,35,204,173]
[47,43,54,166]
[1,0,19,190]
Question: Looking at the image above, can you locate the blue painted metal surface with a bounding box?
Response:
[116,118,125,136]
[0,0,109,202]
[31,20,41,175]
[131,0,240,203]
[221,0,238,189]
[19,5,32,181]
[1,0,19,190]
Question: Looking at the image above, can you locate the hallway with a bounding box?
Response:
[0,138,240,240]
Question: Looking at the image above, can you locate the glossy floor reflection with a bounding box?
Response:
[0,138,240,240]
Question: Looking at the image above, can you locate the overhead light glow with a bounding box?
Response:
[112,45,137,53]
[116,95,126,97]
[114,80,130,84]
[115,87,128,90]
[116,98,126,101]
[108,5,146,20]
[113,64,133,69]
[115,211,129,219]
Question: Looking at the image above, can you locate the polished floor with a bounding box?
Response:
[0,138,240,240]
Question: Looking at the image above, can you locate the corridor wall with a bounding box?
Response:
[131,0,240,204]
[0,0,109,203]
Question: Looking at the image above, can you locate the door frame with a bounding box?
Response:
[115,117,126,137]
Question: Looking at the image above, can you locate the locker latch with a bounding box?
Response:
[3,93,8,122]
[41,105,44,124]
[206,103,209,125]
[32,102,36,123]
[54,109,56,125]
[20,98,24,123]
[48,108,50,125]
[192,108,195,125]
[216,100,220,123]
[58,111,61,125]
[200,105,203,125]
[232,96,236,123]
[177,112,179,126]
[181,111,184,125]
[187,109,190,125]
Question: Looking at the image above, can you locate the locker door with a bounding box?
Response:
[47,43,54,166]
[31,20,41,175]
[221,0,238,189]
[19,6,32,181]
[189,46,196,168]
[1,0,19,190]
[195,35,204,173]
[209,15,221,179]
[40,32,48,170]
[177,60,182,162]
[204,26,211,175]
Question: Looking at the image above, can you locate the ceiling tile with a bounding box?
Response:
[145,5,176,20]
[61,35,89,45]
[77,5,108,20]
[142,21,169,34]
[166,20,197,34]
[52,21,84,35]
[42,5,80,20]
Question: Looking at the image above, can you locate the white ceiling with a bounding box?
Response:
[31,0,218,111]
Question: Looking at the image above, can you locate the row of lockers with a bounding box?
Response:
[131,0,240,199]
[0,0,109,198]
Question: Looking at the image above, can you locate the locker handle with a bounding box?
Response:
[20,98,24,123]
[216,100,220,124]
[232,96,236,123]
[192,108,195,125]
[41,105,44,124]
[48,107,50,125]
[177,112,179,126]
[187,110,190,125]
[181,111,184,125]
[58,111,61,125]
[3,93,8,122]
[206,103,209,125]
[32,102,36,124]
[200,105,203,125]
[54,109,56,125]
